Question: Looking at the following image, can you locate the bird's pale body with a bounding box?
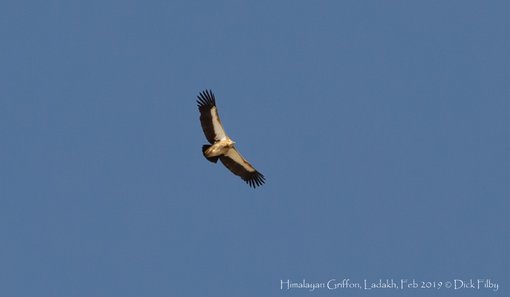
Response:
[204,137,235,157]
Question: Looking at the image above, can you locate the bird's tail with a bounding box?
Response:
[202,145,219,163]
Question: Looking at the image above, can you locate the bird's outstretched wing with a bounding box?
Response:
[196,90,227,144]
[220,147,265,188]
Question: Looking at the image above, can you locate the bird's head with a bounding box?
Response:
[226,138,235,147]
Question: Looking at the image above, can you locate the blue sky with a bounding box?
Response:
[1,1,509,296]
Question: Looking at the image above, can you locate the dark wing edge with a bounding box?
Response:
[196,89,220,144]
[196,89,216,109]
[219,152,266,188]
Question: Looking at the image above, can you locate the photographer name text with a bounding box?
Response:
[280,278,499,292]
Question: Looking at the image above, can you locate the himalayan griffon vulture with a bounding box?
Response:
[197,90,265,188]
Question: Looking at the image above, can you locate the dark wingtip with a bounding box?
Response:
[196,89,216,109]
[246,171,265,188]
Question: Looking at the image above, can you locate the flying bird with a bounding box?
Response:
[197,90,265,188]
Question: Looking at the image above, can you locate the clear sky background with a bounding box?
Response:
[1,1,509,296]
